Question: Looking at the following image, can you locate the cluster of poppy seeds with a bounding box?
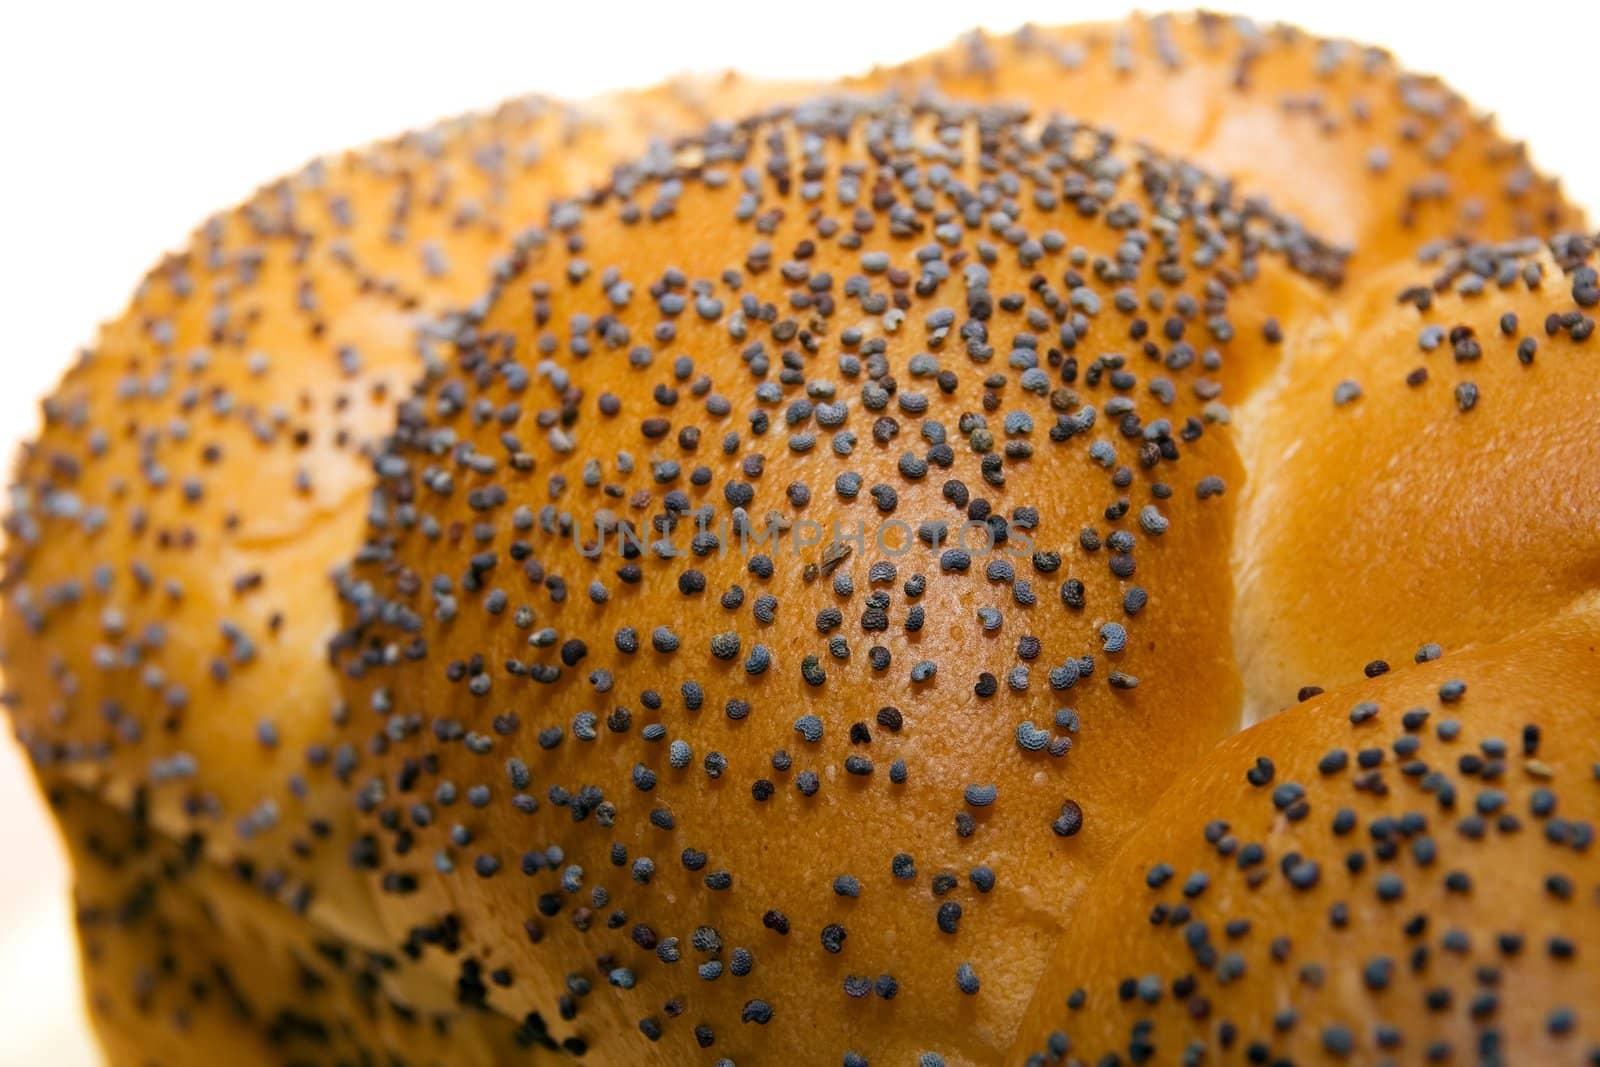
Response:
[1015,616,1600,1065]
[55,784,536,1065]
[1338,232,1598,416]
[861,11,1580,274]
[328,93,1345,1063]
[1,10,1595,1067]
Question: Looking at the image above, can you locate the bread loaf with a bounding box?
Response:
[2,13,1593,1066]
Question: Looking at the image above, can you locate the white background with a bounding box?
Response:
[1,1,1596,1062]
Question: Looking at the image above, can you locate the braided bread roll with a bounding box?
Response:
[0,12,1588,1067]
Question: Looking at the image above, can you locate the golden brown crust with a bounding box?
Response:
[849,13,1584,278]
[1009,600,1600,1064]
[328,98,1335,1065]
[1235,234,1600,718]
